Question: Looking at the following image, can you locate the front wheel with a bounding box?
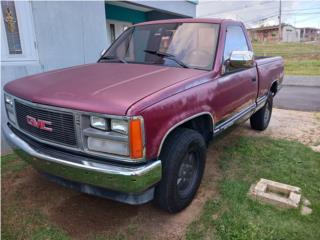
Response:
[250,95,273,131]
[154,128,206,213]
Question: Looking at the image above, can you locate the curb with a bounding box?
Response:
[283,75,320,88]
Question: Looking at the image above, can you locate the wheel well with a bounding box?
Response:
[270,81,278,96]
[179,115,213,143]
[158,114,214,156]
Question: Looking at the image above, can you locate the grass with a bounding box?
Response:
[186,136,320,240]
[1,152,70,240]
[1,205,70,240]
[1,151,28,175]
[252,42,320,75]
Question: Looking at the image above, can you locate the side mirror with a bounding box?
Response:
[100,49,107,57]
[229,51,254,69]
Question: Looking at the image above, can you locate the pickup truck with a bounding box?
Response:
[3,18,283,213]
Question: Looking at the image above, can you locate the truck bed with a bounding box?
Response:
[255,56,284,98]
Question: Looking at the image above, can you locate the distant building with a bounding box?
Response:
[248,24,300,42]
[300,27,320,42]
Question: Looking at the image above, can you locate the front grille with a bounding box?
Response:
[15,100,77,147]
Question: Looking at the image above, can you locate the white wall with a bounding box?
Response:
[282,25,300,42]
[31,1,107,71]
[1,1,107,154]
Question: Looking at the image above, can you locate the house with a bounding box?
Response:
[0,0,198,154]
[300,27,320,42]
[247,24,300,42]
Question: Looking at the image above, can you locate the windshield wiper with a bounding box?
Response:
[100,55,127,64]
[144,50,189,68]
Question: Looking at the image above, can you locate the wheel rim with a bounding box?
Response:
[177,150,199,198]
[264,102,271,125]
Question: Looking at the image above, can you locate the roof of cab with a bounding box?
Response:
[133,18,238,26]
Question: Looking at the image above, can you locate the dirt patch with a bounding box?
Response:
[2,108,320,239]
[234,108,320,149]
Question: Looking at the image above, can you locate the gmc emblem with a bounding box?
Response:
[26,115,53,132]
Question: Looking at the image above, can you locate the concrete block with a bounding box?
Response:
[249,178,301,208]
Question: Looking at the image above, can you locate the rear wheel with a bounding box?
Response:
[154,128,206,213]
[250,94,273,131]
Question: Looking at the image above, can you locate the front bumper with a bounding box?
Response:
[3,125,162,199]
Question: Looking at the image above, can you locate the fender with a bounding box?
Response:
[157,112,214,157]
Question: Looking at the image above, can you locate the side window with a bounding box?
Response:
[223,26,249,60]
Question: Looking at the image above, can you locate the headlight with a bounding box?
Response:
[86,116,144,160]
[111,119,128,134]
[5,94,13,105]
[90,116,108,130]
[87,137,129,156]
[4,94,16,124]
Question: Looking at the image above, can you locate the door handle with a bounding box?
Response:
[251,77,257,82]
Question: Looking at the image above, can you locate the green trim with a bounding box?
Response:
[187,0,199,4]
[105,4,146,23]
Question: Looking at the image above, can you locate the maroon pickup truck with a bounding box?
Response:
[4,19,283,213]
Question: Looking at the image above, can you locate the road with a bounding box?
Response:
[274,85,320,112]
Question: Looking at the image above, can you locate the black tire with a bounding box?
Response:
[250,94,273,131]
[154,128,206,213]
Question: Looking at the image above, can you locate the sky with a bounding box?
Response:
[196,0,320,28]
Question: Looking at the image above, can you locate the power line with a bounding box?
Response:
[246,13,278,24]
[283,12,320,15]
[294,15,320,24]
[198,1,275,17]
[244,11,320,24]
[282,7,320,12]
[198,4,320,18]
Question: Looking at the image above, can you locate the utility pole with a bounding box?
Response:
[278,0,282,42]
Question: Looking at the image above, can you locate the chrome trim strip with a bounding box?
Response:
[157,112,214,157]
[4,92,146,163]
[214,94,268,134]
[257,95,268,106]
[3,124,161,193]
[214,103,256,134]
[255,95,268,111]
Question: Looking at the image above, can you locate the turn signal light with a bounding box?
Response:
[130,119,143,159]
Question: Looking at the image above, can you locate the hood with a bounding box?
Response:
[4,63,205,115]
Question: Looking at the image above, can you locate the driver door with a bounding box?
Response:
[215,25,258,125]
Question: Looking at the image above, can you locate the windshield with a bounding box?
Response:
[100,23,220,71]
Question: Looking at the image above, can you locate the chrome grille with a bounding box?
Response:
[15,100,77,147]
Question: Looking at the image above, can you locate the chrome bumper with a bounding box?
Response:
[3,125,162,194]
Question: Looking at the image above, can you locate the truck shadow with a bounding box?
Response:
[3,143,221,240]
[4,124,248,239]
